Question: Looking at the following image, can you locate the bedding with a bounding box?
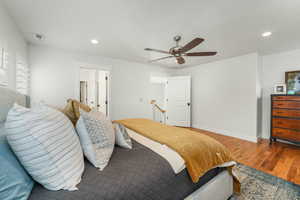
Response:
[5,104,84,191]
[115,118,240,192]
[0,123,34,200]
[0,88,234,200]
[76,109,115,170]
[127,127,186,174]
[113,122,132,149]
[29,140,226,200]
[128,128,236,174]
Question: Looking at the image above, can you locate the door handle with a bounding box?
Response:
[187,102,191,106]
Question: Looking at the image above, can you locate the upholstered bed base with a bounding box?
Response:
[185,170,233,200]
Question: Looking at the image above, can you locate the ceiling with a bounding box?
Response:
[2,0,300,68]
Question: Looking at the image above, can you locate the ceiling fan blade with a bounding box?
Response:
[185,52,217,56]
[144,48,170,54]
[176,57,185,64]
[180,38,204,53]
[149,56,174,63]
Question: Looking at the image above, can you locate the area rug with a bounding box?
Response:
[230,164,300,200]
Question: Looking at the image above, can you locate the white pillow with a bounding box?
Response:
[5,104,84,191]
[76,109,115,170]
[113,123,132,149]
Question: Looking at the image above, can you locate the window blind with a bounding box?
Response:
[0,48,8,86]
[16,58,30,95]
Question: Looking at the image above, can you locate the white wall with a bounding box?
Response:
[0,1,27,90]
[262,49,300,139]
[29,45,171,120]
[174,53,260,142]
[30,43,300,142]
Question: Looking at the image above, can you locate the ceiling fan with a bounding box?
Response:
[145,36,217,64]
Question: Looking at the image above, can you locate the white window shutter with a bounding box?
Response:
[0,48,9,86]
[16,56,30,95]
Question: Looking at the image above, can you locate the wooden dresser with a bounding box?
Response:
[271,94,300,144]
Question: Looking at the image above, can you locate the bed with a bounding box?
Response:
[0,87,234,200]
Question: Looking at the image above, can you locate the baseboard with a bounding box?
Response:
[192,124,258,143]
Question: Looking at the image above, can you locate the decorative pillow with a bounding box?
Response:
[0,123,34,200]
[76,109,115,170]
[72,100,92,119]
[113,123,132,149]
[5,104,84,191]
[62,99,91,125]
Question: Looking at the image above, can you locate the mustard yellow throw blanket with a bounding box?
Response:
[115,118,240,193]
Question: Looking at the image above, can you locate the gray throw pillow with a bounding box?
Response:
[76,109,115,170]
[114,123,132,149]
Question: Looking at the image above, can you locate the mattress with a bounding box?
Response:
[29,140,225,200]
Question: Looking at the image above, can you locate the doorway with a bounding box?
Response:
[79,68,110,116]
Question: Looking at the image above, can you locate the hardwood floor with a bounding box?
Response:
[190,128,300,185]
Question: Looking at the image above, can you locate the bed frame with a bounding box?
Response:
[0,87,233,200]
[185,170,233,200]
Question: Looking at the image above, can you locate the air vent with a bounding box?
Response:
[34,33,45,41]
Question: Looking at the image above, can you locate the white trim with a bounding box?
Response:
[192,124,258,143]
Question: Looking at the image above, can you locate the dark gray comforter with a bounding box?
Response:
[29,140,224,200]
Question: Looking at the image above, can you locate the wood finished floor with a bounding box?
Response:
[190,128,300,185]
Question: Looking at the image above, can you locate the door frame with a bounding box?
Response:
[165,76,191,127]
[77,66,111,117]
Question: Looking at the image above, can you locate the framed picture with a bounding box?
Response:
[274,84,286,94]
[286,71,300,94]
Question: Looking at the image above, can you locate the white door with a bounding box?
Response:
[97,70,109,115]
[166,76,191,127]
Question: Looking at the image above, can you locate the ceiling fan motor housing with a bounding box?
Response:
[169,47,182,56]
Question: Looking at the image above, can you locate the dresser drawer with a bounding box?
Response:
[273,101,300,109]
[272,128,300,142]
[272,109,300,118]
[273,96,300,101]
[272,118,300,130]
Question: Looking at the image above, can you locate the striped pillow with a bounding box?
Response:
[5,104,84,191]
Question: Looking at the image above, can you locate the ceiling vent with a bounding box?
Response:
[34,33,45,41]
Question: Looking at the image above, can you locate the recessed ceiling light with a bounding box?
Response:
[90,39,99,44]
[262,31,272,37]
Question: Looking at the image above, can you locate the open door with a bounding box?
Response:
[97,70,109,115]
[166,76,191,127]
[79,68,110,116]
[79,68,97,108]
